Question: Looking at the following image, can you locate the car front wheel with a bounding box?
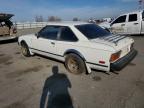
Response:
[21,42,31,57]
[65,54,86,74]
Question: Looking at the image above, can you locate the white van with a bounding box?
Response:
[110,10,144,35]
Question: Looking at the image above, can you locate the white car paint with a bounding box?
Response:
[18,22,136,73]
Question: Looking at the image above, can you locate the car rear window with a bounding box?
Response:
[59,27,78,42]
[75,24,111,39]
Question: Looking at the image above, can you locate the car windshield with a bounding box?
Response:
[75,24,111,39]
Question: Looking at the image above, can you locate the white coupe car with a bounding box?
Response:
[18,22,137,74]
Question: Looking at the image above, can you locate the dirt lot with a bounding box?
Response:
[0,31,144,108]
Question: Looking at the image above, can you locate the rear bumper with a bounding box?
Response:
[0,36,17,41]
[110,49,137,71]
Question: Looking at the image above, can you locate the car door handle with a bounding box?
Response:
[51,42,55,45]
[121,24,125,26]
[134,23,139,25]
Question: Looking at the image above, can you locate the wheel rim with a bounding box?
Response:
[21,45,27,55]
[68,58,79,73]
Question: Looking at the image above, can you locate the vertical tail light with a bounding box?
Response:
[110,51,121,62]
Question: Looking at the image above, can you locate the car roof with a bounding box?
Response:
[46,21,90,26]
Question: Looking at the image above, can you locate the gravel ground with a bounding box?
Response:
[0,30,144,108]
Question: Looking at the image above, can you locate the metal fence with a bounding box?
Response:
[15,22,48,29]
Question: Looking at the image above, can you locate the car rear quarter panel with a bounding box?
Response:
[57,41,113,68]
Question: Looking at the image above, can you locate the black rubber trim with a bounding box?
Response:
[30,47,109,68]
[110,49,138,71]
[29,47,64,57]
[64,49,86,61]
[86,62,108,67]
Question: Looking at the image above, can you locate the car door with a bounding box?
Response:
[111,15,127,34]
[32,26,60,58]
[126,13,141,34]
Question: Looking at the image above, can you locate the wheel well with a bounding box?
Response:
[64,50,89,74]
[64,50,86,61]
[20,40,27,46]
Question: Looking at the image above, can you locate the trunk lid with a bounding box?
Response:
[90,34,134,57]
[0,13,14,22]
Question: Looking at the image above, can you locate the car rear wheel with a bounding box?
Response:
[21,42,31,57]
[65,54,86,74]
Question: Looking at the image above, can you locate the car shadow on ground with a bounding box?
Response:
[0,38,17,44]
[40,66,74,108]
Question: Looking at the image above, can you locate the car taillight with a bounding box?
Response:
[13,27,17,33]
[110,51,121,62]
[130,43,134,50]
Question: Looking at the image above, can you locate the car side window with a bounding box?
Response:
[38,26,60,40]
[142,11,144,20]
[59,27,78,42]
[112,15,126,24]
[128,14,137,22]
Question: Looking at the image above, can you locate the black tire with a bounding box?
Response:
[65,53,86,74]
[21,42,31,57]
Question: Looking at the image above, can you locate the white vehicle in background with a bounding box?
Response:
[102,18,112,22]
[18,22,137,74]
[108,10,144,35]
[99,21,111,32]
